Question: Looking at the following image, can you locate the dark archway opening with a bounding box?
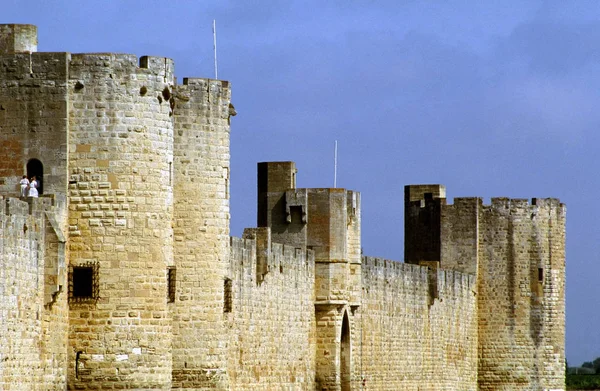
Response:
[26,159,43,195]
[341,311,351,391]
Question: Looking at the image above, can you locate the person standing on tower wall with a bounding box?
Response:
[28,176,38,198]
[19,175,29,198]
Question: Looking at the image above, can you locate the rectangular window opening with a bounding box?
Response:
[224,278,232,313]
[290,205,303,224]
[167,267,176,303]
[538,267,544,282]
[69,262,98,303]
[223,167,230,199]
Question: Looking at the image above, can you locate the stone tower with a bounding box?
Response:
[257,162,361,390]
[171,78,232,389]
[0,24,233,390]
[405,186,566,390]
[66,53,175,389]
[0,24,70,390]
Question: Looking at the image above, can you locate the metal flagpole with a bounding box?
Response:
[334,140,338,188]
[213,20,218,79]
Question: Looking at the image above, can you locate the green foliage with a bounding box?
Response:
[582,362,594,369]
[593,357,600,372]
[568,367,596,375]
[567,367,600,375]
[567,374,600,389]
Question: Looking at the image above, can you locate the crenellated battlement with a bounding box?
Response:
[445,196,564,208]
[174,78,232,121]
[69,53,175,85]
[230,231,315,284]
[362,256,428,285]
[0,51,69,81]
[361,255,476,297]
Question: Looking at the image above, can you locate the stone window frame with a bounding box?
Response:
[68,261,99,304]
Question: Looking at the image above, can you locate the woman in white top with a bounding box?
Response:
[19,175,29,197]
[28,176,39,198]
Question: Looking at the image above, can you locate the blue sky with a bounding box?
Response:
[5,0,600,366]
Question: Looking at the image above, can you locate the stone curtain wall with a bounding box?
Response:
[359,257,477,391]
[171,78,232,389]
[0,197,68,390]
[476,198,565,391]
[67,54,175,389]
[228,236,316,390]
[427,268,477,388]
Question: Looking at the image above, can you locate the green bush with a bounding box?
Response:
[567,374,600,390]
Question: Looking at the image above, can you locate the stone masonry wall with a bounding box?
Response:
[67,54,175,389]
[40,195,69,391]
[440,197,479,275]
[346,191,361,305]
[0,51,69,198]
[228,234,316,390]
[476,198,565,391]
[171,78,232,390]
[0,197,68,391]
[359,257,477,391]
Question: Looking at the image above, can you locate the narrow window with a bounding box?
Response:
[75,351,83,379]
[223,167,229,199]
[224,278,232,313]
[167,267,176,303]
[69,262,98,303]
[538,267,544,282]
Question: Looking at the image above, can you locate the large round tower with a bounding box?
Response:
[67,53,175,389]
[170,78,232,389]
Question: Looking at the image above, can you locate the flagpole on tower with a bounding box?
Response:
[334,140,338,188]
[213,20,218,79]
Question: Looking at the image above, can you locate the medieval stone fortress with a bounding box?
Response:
[0,24,565,390]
